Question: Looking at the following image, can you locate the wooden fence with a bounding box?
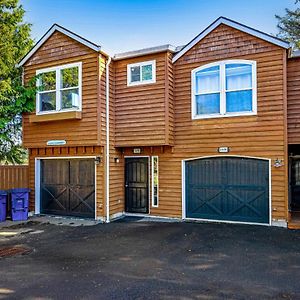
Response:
[0,165,29,190]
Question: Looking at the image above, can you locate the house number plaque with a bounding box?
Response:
[218,147,229,153]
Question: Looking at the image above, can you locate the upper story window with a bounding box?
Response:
[36,62,82,114]
[191,60,257,119]
[127,60,156,86]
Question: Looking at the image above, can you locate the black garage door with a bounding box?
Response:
[41,159,95,218]
[185,157,269,224]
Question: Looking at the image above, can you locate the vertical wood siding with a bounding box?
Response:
[22,31,103,148]
[0,166,29,190]
[287,57,300,144]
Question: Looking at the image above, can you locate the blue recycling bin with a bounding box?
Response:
[11,188,30,221]
[0,190,8,222]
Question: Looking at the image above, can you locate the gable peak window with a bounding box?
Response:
[127,60,156,86]
[191,60,257,119]
[36,62,82,114]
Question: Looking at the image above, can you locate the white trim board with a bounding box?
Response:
[172,17,290,63]
[181,155,272,226]
[151,156,159,208]
[17,24,102,67]
[114,44,176,60]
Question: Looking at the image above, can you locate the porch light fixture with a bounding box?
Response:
[114,157,120,163]
[274,158,282,168]
[95,156,102,165]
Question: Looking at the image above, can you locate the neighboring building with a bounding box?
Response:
[18,17,300,228]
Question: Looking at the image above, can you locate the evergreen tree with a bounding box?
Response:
[276,2,300,49]
[0,0,35,164]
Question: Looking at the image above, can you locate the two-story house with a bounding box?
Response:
[18,17,300,228]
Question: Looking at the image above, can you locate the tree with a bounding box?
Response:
[276,2,300,49]
[0,0,35,164]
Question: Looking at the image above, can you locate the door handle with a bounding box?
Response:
[125,184,128,187]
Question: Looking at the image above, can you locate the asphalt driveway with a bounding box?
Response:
[1,218,300,300]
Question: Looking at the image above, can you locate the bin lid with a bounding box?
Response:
[10,188,31,193]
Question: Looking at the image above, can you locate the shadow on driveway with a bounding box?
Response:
[0,219,300,299]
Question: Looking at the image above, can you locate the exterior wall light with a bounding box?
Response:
[274,158,283,168]
[114,157,120,163]
[95,156,101,165]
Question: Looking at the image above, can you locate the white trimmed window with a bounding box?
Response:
[191,60,257,119]
[36,62,82,114]
[151,156,159,207]
[127,60,156,86]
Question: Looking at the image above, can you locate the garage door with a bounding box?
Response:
[40,159,95,218]
[185,157,269,224]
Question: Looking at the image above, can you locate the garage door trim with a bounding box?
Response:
[182,155,272,226]
[35,156,97,220]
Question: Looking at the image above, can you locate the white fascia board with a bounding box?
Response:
[291,50,300,58]
[113,44,176,60]
[172,17,291,63]
[17,24,101,67]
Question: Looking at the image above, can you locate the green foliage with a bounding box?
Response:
[0,0,34,164]
[61,66,78,88]
[39,71,56,91]
[276,3,300,49]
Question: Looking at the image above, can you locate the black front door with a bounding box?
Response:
[125,157,149,213]
[40,159,95,218]
[290,158,300,211]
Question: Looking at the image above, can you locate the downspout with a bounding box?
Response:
[105,56,112,223]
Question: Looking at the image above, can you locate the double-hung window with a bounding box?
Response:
[36,62,82,114]
[191,60,257,119]
[127,60,156,86]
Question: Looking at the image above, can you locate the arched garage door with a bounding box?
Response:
[185,157,269,224]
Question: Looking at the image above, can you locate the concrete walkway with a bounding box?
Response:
[0,215,102,229]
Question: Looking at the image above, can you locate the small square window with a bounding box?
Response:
[127,60,156,86]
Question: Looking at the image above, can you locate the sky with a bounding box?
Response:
[20,0,297,55]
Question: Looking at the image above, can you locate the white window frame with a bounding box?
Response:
[151,156,159,207]
[191,59,257,120]
[127,60,156,86]
[36,62,82,115]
